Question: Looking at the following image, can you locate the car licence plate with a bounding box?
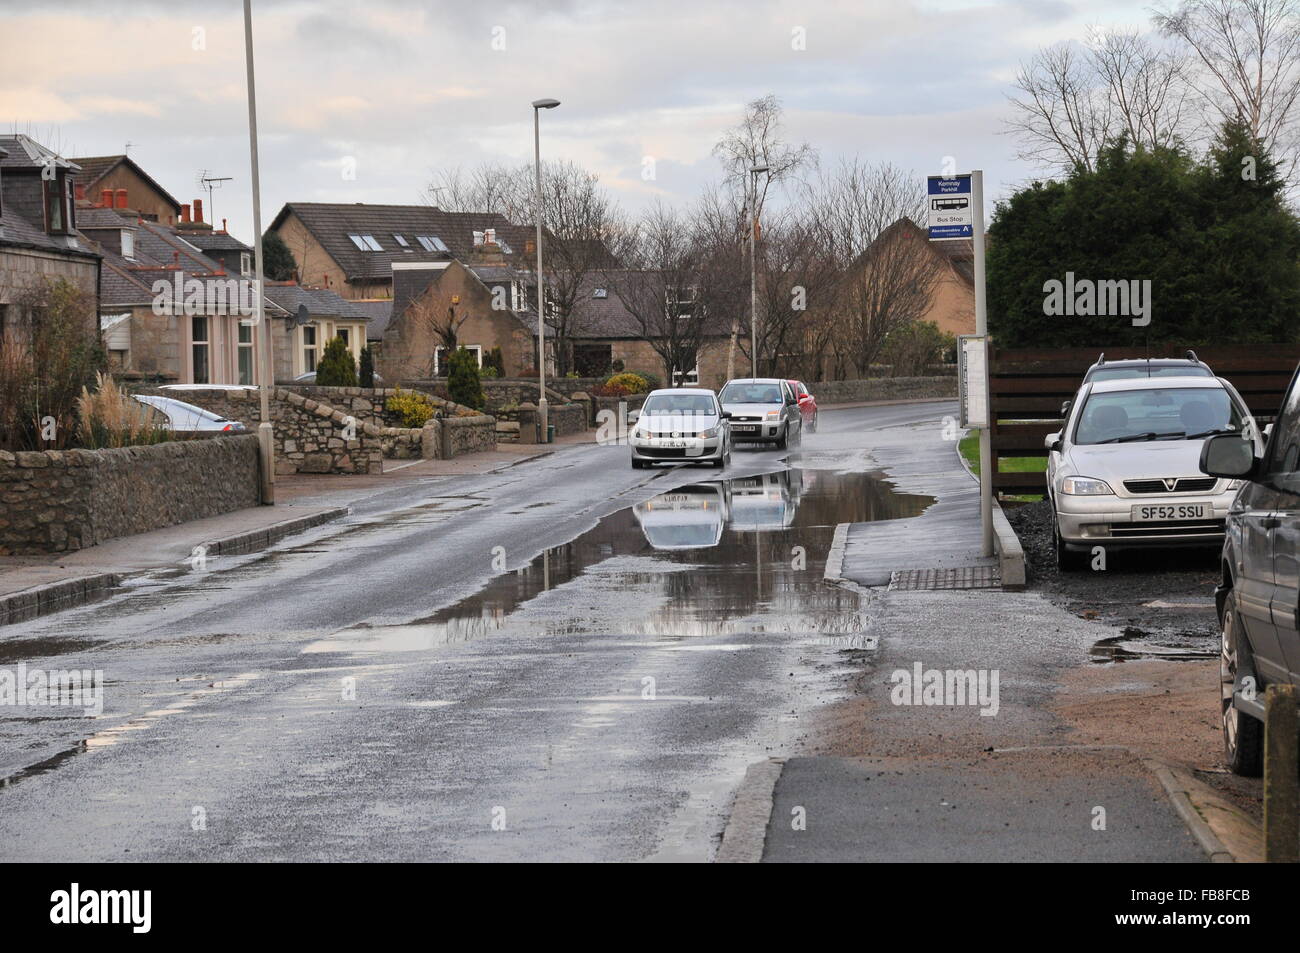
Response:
[658,440,688,448]
[1130,503,1209,521]
[733,425,757,434]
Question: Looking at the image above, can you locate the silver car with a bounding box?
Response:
[628,387,731,469]
[132,394,248,434]
[718,378,802,449]
[1045,375,1261,570]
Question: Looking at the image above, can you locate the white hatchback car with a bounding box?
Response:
[629,388,731,469]
[1045,375,1262,569]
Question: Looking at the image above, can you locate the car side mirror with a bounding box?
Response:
[720,410,732,419]
[1060,400,1072,418]
[628,410,639,424]
[1044,432,1062,453]
[1200,433,1258,480]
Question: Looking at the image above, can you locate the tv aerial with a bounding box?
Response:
[197,170,233,226]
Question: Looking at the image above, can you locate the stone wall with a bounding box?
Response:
[0,435,260,555]
[516,401,587,444]
[140,386,382,474]
[809,376,957,405]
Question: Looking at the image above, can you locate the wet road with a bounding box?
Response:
[0,401,949,861]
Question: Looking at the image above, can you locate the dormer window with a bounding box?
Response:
[240,251,251,275]
[44,172,72,235]
[121,229,135,260]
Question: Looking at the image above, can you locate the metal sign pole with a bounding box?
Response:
[972,170,992,557]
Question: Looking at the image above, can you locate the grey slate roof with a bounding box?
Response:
[351,300,394,340]
[182,230,251,253]
[268,202,536,283]
[0,134,80,172]
[262,283,373,320]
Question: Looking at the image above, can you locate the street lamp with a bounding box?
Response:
[243,0,275,503]
[749,163,768,379]
[532,97,560,442]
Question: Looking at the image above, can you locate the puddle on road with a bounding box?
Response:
[1090,627,1217,663]
[307,467,933,654]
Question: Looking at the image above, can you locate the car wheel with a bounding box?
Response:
[810,413,818,433]
[1220,590,1264,777]
[775,426,788,450]
[631,459,645,470]
[1052,505,1084,571]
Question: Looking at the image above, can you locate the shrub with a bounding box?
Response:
[604,371,649,395]
[0,278,104,451]
[315,336,358,386]
[358,346,375,388]
[880,320,955,377]
[385,387,436,428]
[76,373,169,449]
[447,347,485,410]
[611,359,625,372]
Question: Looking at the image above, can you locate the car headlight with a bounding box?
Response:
[1060,476,1114,495]
[698,427,718,439]
[633,427,649,439]
[1226,479,1245,490]
[765,411,780,420]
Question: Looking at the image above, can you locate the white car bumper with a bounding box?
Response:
[1054,488,1235,547]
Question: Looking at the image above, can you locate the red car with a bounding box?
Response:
[787,380,818,433]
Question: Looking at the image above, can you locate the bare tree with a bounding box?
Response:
[428,159,622,374]
[400,276,469,378]
[1154,0,1300,163]
[805,160,944,377]
[603,202,713,385]
[1007,30,1193,174]
[712,94,817,378]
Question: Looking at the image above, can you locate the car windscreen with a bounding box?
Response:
[641,394,717,415]
[720,383,782,404]
[1087,365,1213,381]
[1073,387,1244,445]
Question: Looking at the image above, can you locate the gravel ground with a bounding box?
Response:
[1006,499,1221,660]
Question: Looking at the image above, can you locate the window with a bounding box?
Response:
[302,325,318,372]
[393,234,409,247]
[240,252,252,275]
[434,344,481,376]
[416,235,448,253]
[348,233,367,250]
[511,281,527,313]
[44,173,68,234]
[238,321,255,385]
[347,234,383,251]
[337,327,350,350]
[121,230,134,260]
[1265,373,1300,492]
[191,316,210,384]
[667,286,698,319]
[592,288,608,299]
[497,239,513,254]
[1073,387,1243,446]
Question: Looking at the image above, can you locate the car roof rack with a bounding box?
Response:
[1186,348,1201,364]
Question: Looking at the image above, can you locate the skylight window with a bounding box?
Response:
[592,288,608,299]
[348,233,367,250]
[393,234,409,247]
[417,235,449,253]
[362,234,383,251]
[497,239,513,254]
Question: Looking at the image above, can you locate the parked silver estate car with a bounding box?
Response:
[1045,375,1260,570]
[718,378,802,449]
[629,387,730,469]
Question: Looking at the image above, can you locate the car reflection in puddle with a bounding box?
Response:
[307,467,933,654]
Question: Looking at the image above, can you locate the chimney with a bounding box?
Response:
[193,198,203,223]
[115,188,128,209]
[101,188,113,208]
[221,218,227,233]
[181,204,191,223]
[74,183,86,201]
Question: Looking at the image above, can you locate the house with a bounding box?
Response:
[68,153,182,225]
[75,200,294,384]
[848,218,976,339]
[376,244,540,382]
[0,135,101,347]
[262,282,372,379]
[267,202,535,300]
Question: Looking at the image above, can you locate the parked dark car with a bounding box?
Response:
[1200,363,1300,775]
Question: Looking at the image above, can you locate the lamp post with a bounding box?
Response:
[243,0,274,503]
[532,97,560,442]
[748,164,768,379]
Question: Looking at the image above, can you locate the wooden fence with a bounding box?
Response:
[989,345,1300,494]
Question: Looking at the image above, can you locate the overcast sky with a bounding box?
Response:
[2,0,1148,241]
